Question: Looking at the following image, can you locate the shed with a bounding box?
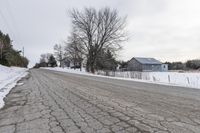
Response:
[127,57,164,72]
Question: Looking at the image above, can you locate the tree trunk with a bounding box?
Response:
[59,60,61,67]
[73,60,76,70]
[80,62,82,71]
[86,59,90,72]
[86,57,95,73]
[90,61,95,73]
[86,49,97,73]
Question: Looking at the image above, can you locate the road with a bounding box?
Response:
[0,69,200,133]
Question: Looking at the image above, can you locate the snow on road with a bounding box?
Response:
[0,65,28,108]
[42,67,200,89]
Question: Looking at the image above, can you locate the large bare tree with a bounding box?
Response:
[70,7,127,73]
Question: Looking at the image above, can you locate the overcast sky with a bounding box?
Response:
[1,0,200,67]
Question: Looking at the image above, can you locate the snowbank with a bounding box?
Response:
[42,67,89,75]
[42,67,200,89]
[0,65,28,108]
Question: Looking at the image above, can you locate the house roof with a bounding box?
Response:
[133,57,162,65]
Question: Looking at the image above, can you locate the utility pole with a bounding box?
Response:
[22,46,24,57]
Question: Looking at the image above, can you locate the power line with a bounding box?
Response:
[5,0,23,44]
[0,7,17,39]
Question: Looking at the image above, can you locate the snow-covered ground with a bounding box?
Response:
[112,71,200,89]
[0,65,28,108]
[43,67,200,89]
[42,67,89,75]
[147,72,200,88]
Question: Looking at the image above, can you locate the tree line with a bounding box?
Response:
[34,7,127,72]
[0,30,29,67]
[34,53,57,68]
[34,43,119,72]
[165,60,200,70]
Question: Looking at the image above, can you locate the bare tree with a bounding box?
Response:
[65,32,85,71]
[40,53,52,63]
[70,7,127,73]
[39,53,51,67]
[54,44,64,67]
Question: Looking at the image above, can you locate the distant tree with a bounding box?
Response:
[70,7,127,73]
[54,44,64,67]
[33,63,40,68]
[34,53,56,68]
[118,60,128,71]
[165,62,185,70]
[39,54,49,67]
[40,53,52,63]
[21,57,29,68]
[65,32,84,70]
[186,60,200,70]
[48,55,57,67]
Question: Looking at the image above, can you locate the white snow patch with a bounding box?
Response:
[17,83,24,86]
[0,65,28,108]
[42,67,200,89]
[42,67,94,76]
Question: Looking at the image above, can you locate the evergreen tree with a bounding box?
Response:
[0,30,29,67]
[48,55,57,67]
[96,49,117,71]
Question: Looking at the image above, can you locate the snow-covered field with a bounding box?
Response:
[108,71,200,89]
[0,65,28,108]
[147,72,200,88]
[43,67,200,89]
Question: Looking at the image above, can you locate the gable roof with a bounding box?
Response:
[133,57,162,65]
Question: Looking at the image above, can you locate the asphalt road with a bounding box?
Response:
[0,69,200,133]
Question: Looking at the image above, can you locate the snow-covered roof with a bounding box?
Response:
[134,57,162,65]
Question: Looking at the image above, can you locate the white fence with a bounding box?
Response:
[96,71,200,89]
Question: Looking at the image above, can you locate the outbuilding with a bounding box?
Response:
[127,57,167,72]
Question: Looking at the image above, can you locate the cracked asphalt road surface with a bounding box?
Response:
[0,69,200,133]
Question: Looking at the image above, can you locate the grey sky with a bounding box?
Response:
[0,0,200,67]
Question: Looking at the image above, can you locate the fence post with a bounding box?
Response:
[168,75,170,83]
[187,77,190,85]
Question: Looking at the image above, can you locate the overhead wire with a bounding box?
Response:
[0,0,24,55]
[0,6,17,40]
[6,0,23,44]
